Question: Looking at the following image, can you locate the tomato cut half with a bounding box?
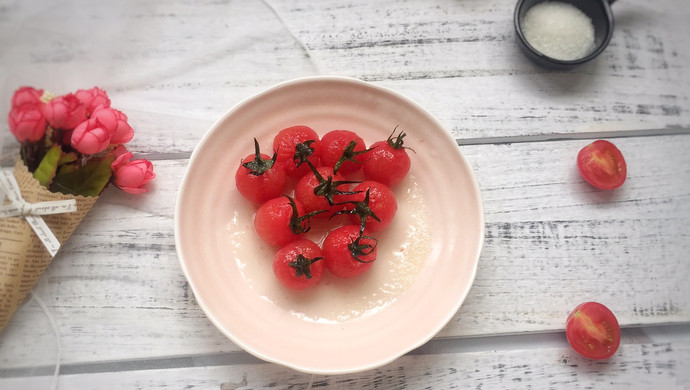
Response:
[577,140,626,190]
[565,302,620,360]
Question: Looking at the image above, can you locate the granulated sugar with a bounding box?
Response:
[522,1,596,61]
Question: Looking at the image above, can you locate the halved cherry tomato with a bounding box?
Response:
[565,302,621,360]
[577,140,626,190]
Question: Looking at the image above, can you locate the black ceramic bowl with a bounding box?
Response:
[514,0,615,70]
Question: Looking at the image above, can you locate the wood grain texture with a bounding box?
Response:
[0,0,689,387]
[1,341,688,389]
[1,0,689,158]
[0,135,687,368]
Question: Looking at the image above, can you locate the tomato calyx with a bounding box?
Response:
[292,140,317,168]
[347,234,378,263]
[307,162,360,205]
[386,126,415,153]
[284,195,326,235]
[288,253,323,279]
[333,140,376,175]
[333,188,380,233]
[242,138,278,176]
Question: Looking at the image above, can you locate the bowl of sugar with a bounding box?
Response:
[514,0,614,69]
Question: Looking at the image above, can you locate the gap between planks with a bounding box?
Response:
[456,127,690,146]
[140,127,690,162]
[1,323,688,378]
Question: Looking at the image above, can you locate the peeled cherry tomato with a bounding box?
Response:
[272,125,320,179]
[273,239,324,290]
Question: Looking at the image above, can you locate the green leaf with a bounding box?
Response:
[33,145,62,187]
[58,152,78,166]
[54,152,79,176]
[49,156,114,197]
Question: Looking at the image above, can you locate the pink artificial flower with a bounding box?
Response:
[42,93,87,130]
[111,146,133,171]
[112,144,131,160]
[112,158,155,194]
[75,87,110,116]
[11,86,44,108]
[70,118,112,154]
[8,104,47,142]
[91,106,134,144]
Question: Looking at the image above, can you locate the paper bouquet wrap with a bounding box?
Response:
[0,160,98,332]
[0,86,154,333]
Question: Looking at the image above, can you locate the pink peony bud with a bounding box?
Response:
[42,93,87,130]
[113,158,155,194]
[70,118,112,154]
[111,146,134,171]
[75,87,110,116]
[91,106,134,144]
[11,87,44,108]
[8,104,47,142]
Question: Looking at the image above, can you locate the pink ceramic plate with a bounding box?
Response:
[175,76,484,375]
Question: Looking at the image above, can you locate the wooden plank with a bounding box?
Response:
[1,0,689,156]
[1,134,688,367]
[1,341,687,389]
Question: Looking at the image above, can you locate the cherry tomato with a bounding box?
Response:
[362,129,411,187]
[565,302,621,360]
[322,225,377,278]
[342,181,397,233]
[316,130,369,176]
[577,140,626,190]
[235,139,286,204]
[272,125,320,179]
[254,196,317,247]
[294,166,352,217]
[273,239,324,290]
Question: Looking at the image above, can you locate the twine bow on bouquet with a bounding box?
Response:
[0,86,155,333]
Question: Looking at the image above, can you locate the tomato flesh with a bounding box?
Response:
[577,140,626,190]
[565,302,620,360]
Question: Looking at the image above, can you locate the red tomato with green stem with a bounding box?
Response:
[294,165,358,218]
[339,181,397,233]
[577,140,626,190]
[322,225,377,278]
[273,239,325,290]
[362,128,412,187]
[272,125,320,179]
[316,130,372,176]
[565,302,621,360]
[254,195,324,247]
[235,139,286,204]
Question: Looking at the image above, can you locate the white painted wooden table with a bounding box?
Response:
[1,0,689,388]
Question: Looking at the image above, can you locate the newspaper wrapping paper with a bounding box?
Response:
[0,159,98,333]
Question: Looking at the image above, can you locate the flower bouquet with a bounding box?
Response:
[0,86,154,333]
